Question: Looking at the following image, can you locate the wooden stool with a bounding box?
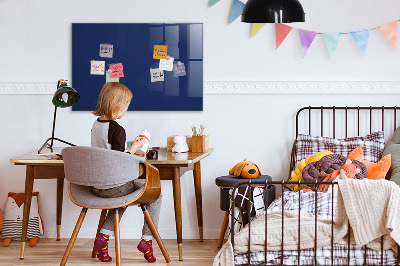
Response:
[215,175,275,248]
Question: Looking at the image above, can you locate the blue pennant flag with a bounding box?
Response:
[351,29,371,55]
[229,0,245,24]
[209,0,221,7]
[323,33,341,58]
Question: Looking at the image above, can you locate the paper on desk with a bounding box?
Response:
[90,60,105,75]
[100,44,114,58]
[31,153,63,159]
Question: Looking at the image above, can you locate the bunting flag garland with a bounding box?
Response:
[378,21,398,50]
[251,23,266,38]
[351,29,370,55]
[229,0,245,24]
[209,6,400,57]
[298,29,317,58]
[323,33,341,58]
[275,23,293,49]
[209,0,220,8]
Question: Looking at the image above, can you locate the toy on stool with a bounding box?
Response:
[229,159,261,179]
[1,192,44,247]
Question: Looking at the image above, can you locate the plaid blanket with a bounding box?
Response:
[234,191,397,265]
[234,244,397,265]
[266,190,336,220]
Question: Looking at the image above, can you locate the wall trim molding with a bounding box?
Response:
[1,81,400,95]
[0,83,56,94]
[203,81,400,94]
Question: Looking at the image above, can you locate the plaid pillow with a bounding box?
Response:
[295,131,385,166]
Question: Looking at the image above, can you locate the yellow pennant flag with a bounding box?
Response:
[251,23,266,38]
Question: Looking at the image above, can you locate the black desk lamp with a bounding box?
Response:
[38,79,80,154]
[241,0,305,23]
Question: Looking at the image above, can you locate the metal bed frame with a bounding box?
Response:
[230,106,400,266]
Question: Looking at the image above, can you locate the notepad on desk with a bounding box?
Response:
[31,153,63,159]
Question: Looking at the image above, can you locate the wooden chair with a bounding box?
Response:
[60,146,171,265]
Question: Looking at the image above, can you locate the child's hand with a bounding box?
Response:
[129,137,147,154]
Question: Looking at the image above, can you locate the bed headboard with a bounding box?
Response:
[295,106,400,138]
[290,106,400,179]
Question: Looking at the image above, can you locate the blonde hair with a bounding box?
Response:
[93,82,133,120]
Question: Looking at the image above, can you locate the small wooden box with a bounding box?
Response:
[167,135,192,151]
[191,135,209,153]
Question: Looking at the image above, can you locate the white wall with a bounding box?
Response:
[1,0,400,240]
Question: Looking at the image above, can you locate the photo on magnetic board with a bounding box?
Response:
[72,23,203,111]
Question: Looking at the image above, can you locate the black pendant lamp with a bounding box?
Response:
[242,0,305,23]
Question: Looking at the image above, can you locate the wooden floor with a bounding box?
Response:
[0,239,221,265]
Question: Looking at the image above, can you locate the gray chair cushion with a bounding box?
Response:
[69,180,145,208]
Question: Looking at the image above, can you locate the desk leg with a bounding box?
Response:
[193,161,203,242]
[56,178,64,241]
[20,165,35,259]
[172,167,183,261]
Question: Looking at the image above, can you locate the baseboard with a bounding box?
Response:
[1,81,400,94]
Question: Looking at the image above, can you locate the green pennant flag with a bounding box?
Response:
[323,33,341,58]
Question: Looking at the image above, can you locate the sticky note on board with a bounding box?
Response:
[150,68,164,82]
[106,72,120,82]
[173,62,186,77]
[109,63,124,78]
[153,45,168,59]
[99,44,114,58]
[90,60,105,75]
[159,57,174,71]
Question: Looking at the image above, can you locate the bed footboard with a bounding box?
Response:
[230,180,400,266]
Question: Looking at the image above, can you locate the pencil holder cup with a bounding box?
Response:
[191,135,209,153]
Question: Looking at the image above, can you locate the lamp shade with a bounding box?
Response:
[241,0,305,23]
[52,84,80,108]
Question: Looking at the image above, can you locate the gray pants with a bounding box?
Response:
[92,180,162,240]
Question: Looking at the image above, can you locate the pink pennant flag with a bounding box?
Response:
[275,23,293,49]
[378,21,398,50]
[298,29,317,58]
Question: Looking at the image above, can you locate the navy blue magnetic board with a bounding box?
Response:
[72,23,203,111]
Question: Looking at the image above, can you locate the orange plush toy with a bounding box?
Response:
[347,146,391,180]
[229,159,261,179]
[1,192,44,247]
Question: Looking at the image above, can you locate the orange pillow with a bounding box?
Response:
[347,146,391,180]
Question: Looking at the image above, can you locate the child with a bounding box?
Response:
[91,82,162,263]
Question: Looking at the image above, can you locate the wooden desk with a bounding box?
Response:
[10,147,213,261]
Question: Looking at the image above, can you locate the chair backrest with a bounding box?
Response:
[62,146,145,187]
